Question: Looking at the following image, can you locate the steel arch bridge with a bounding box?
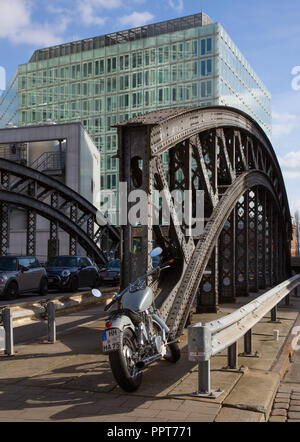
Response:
[116,106,292,337]
[0,106,292,338]
[0,158,120,267]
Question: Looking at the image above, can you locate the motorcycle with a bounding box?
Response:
[92,247,180,392]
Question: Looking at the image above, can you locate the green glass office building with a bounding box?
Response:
[0,12,271,223]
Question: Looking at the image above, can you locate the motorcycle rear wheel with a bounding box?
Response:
[109,328,142,392]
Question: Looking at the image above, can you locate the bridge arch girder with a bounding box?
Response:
[116,106,291,337]
[0,158,120,265]
[164,170,289,336]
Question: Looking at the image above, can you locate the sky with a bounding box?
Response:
[0,0,300,215]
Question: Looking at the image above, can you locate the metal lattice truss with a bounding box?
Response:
[117,106,291,337]
[0,158,120,267]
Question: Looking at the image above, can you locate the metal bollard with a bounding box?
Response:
[47,302,56,343]
[244,329,252,355]
[197,360,211,395]
[271,305,277,322]
[228,342,238,369]
[3,308,14,356]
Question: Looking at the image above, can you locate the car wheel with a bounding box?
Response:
[5,281,19,300]
[39,277,48,296]
[69,276,79,292]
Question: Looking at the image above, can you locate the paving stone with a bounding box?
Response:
[273,402,289,410]
[216,408,265,422]
[278,387,292,393]
[153,409,189,422]
[271,409,287,417]
[276,393,291,399]
[145,398,183,411]
[287,419,300,422]
[269,416,286,422]
[274,397,290,403]
[290,400,300,407]
[176,399,220,416]
[288,411,300,420]
[289,406,300,413]
[184,412,215,422]
[223,370,280,415]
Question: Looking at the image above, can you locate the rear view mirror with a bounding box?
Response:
[92,289,102,298]
[150,247,163,258]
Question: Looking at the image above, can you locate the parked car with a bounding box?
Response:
[0,256,48,300]
[99,259,120,285]
[99,256,160,285]
[45,256,101,292]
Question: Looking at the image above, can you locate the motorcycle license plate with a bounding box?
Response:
[102,329,121,353]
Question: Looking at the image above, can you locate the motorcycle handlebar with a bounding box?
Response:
[105,258,174,310]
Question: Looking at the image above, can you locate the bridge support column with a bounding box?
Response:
[273,211,279,285]
[49,192,59,257]
[258,188,267,289]
[26,210,36,256]
[248,187,259,293]
[219,210,236,303]
[118,126,154,289]
[197,245,218,313]
[69,204,78,256]
[0,172,10,255]
[236,192,249,295]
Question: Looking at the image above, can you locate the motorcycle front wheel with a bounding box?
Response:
[109,328,142,392]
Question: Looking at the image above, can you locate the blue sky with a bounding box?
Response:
[0,0,300,214]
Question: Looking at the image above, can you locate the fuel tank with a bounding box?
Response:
[122,287,154,312]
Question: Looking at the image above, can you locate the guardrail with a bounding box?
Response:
[0,289,116,356]
[188,274,300,398]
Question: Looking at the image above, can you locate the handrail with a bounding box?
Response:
[188,275,300,398]
[30,151,65,172]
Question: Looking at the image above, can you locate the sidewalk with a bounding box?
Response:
[0,292,299,422]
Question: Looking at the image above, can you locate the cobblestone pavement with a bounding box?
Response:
[269,388,300,422]
[269,345,300,422]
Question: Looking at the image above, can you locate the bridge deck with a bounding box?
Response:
[0,291,299,422]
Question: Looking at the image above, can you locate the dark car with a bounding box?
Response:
[46,256,101,292]
[0,256,48,300]
[99,259,120,285]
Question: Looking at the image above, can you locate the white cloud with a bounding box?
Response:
[278,151,300,180]
[119,11,155,28]
[272,111,300,138]
[77,1,108,26]
[0,0,66,46]
[168,0,184,13]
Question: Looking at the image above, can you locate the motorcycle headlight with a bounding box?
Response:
[61,270,71,278]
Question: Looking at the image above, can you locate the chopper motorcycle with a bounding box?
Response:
[92,248,180,392]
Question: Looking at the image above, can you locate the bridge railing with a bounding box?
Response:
[188,274,300,398]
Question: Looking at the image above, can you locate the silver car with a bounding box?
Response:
[0,256,48,300]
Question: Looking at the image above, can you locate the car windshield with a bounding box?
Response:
[47,257,78,268]
[0,257,18,271]
[105,260,120,269]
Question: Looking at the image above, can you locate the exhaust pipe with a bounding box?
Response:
[136,353,162,370]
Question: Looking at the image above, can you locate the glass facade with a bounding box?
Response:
[0,71,18,128]
[0,13,271,223]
